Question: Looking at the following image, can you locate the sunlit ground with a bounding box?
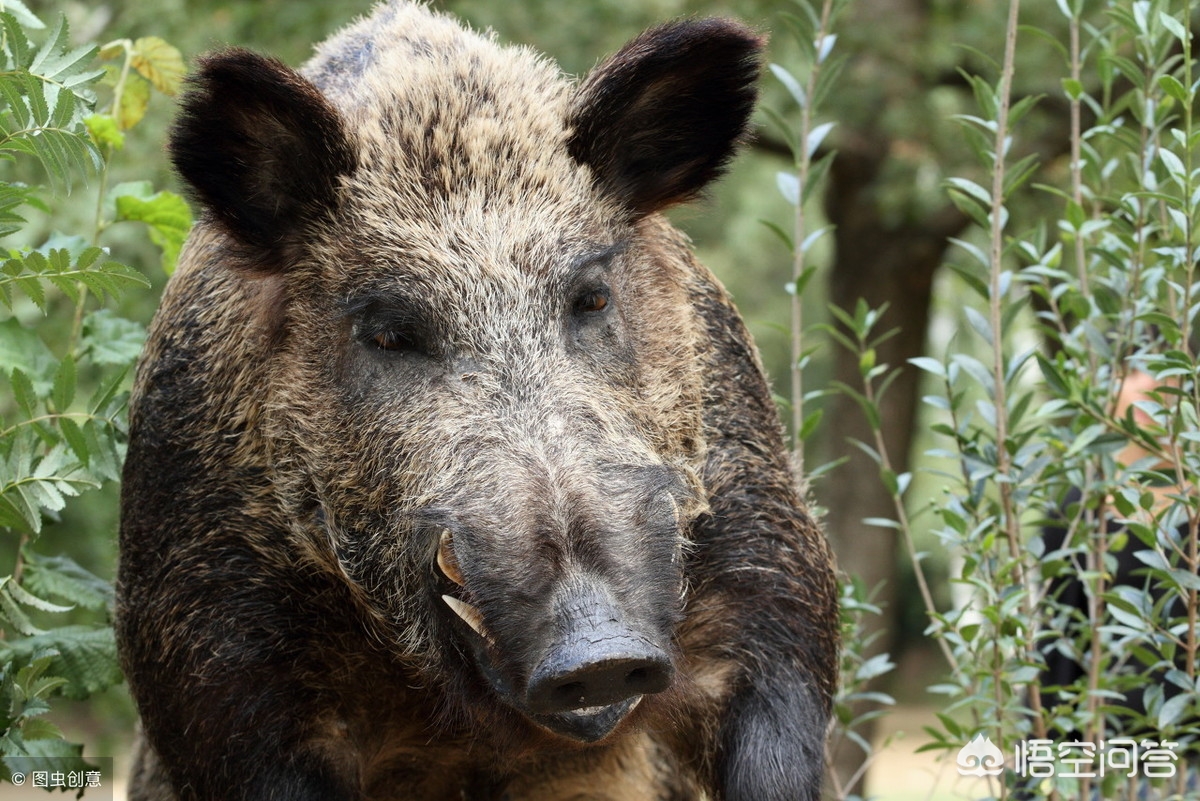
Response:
[867,705,996,801]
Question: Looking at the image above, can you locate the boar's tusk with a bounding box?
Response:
[436,529,465,586]
[442,594,490,642]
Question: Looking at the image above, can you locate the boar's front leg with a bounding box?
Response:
[689,288,840,801]
[689,490,838,801]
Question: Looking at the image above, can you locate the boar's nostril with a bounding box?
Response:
[526,636,673,715]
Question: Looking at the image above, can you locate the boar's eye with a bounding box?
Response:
[372,329,418,352]
[573,287,611,315]
[347,296,434,358]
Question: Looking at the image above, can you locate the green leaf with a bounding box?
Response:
[1158,693,1191,729]
[5,580,72,614]
[115,72,150,130]
[0,626,120,698]
[776,170,799,206]
[800,153,834,207]
[84,113,124,150]
[50,353,75,412]
[1159,11,1190,46]
[8,368,37,417]
[1036,354,1069,397]
[17,717,64,739]
[21,554,112,611]
[855,653,895,682]
[57,417,88,466]
[0,583,43,636]
[909,356,947,377]
[115,190,192,274]
[0,14,102,190]
[131,36,185,96]
[0,319,56,392]
[81,308,145,367]
[799,408,823,441]
[1158,74,1189,105]
[0,1,44,30]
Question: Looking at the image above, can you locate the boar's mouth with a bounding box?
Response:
[435,529,672,743]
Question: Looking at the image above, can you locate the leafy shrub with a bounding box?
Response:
[0,3,188,777]
[776,0,1198,799]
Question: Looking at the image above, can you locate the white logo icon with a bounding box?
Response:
[957,734,1005,777]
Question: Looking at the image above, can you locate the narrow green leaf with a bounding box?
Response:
[57,417,88,466]
[1159,12,1189,46]
[9,368,37,416]
[50,353,74,412]
[769,63,807,110]
[799,408,823,441]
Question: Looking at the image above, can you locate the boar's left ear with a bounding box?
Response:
[169,49,357,272]
[567,19,763,217]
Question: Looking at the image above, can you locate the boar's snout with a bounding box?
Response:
[525,584,673,742]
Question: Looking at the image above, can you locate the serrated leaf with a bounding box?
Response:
[50,353,74,412]
[81,308,145,367]
[131,36,185,96]
[57,417,88,466]
[1,1,44,30]
[0,586,44,636]
[7,733,85,766]
[8,367,37,416]
[87,363,130,414]
[29,17,97,91]
[21,554,112,611]
[17,717,64,739]
[80,419,119,482]
[0,319,56,391]
[6,580,72,614]
[0,626,120,698]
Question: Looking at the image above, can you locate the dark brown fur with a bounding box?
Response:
[117,3,838,800]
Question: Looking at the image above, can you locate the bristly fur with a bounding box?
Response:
[118,3,838,800]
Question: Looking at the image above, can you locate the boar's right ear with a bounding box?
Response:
[169,49,356,271]
[567,19,763,218]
